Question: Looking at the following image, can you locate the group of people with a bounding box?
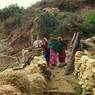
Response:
[33,35,67,67]
[42,35,66,67]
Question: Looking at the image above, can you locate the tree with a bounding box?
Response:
[33,9,84,36]
[56,12,83,34]
[57,0,80,12]
[33,9,59,36]
[80,0,95,4]
[0,4,26,33]
[82,10,95,36]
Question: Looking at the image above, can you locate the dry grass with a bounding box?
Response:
[23,64,40,74]
[0,71,34,95]
[0,55,48,95]
[0,68,46,95]
[0,85,21,95]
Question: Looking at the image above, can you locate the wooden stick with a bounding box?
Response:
[67,32,81,69]
[80,40,95,49]
[71,32,77,44]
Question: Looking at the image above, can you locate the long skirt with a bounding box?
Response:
[58,49,66,63]
[50,48,57,65]
[44,48,50,65]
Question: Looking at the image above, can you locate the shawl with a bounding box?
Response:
[48,39,61,53]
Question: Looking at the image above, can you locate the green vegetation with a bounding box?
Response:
[80,0,95,4]
[33,9,60,36]
[33,10,83,36]
[0,4,25,34]
[56,0,80,12]
[0,0,95,38]
[32,0,95,37]
[34,0,81,12]
[83,10,95,36]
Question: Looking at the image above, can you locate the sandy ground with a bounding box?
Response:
[46,66,81,94]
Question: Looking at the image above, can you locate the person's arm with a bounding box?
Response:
[62,40,67,49]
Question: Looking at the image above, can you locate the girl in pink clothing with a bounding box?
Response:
[49,48,57,65]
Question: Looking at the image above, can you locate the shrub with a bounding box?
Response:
[83,10,95,36]
[57,0,80,12]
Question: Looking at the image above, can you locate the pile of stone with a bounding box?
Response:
[74,50,95,95]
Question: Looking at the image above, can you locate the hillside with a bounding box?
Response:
[0,0,95,65]
[0,1,95,95]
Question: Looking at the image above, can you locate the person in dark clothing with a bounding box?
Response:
[42,37,50,65]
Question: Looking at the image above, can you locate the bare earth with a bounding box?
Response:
[46,66,81,95]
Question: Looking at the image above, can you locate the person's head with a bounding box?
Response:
[50,34,53,40]
[43,37,47,42]
[43,37,47,41]
[58,37,62,41]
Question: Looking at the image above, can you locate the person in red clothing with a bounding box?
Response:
[57,37,66,67]
[42,37,50,65]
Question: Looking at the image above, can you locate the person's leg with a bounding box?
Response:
[45,49,50,65]
[50,48,56,66]
[47,48,50,65]
[57,49,66,67]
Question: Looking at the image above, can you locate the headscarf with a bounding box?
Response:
[48,39,61,53]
